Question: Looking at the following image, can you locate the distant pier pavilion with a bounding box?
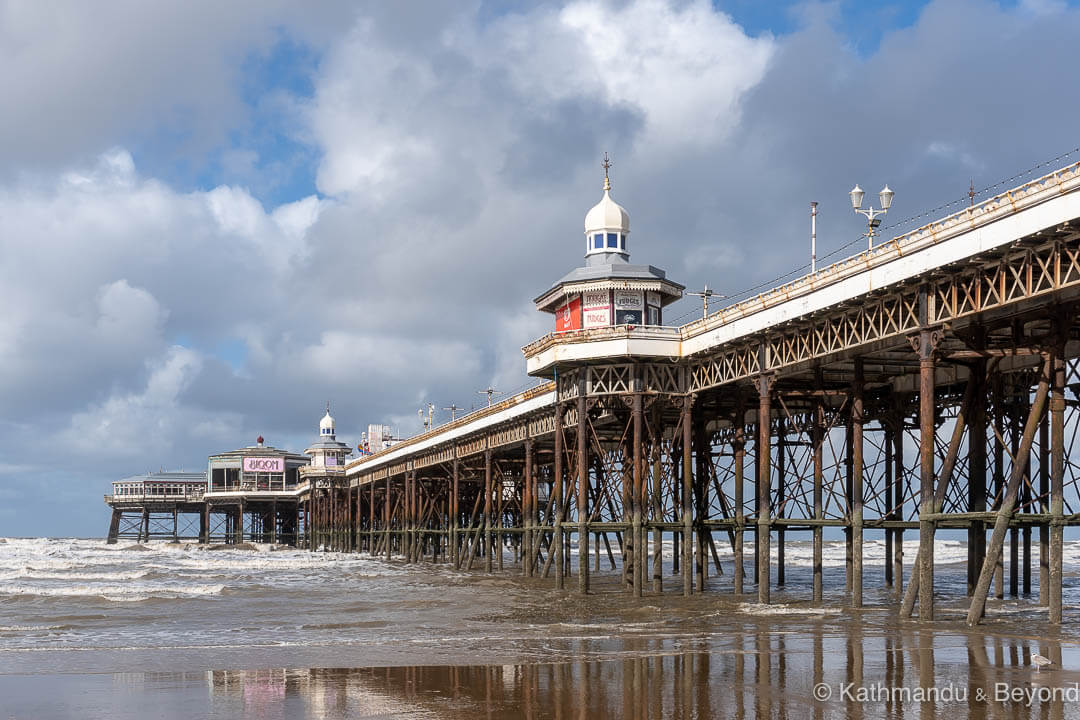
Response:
[106,157,1080,627]
[106,417,323,545]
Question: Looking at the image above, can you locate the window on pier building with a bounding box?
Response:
[607,232,618,248]
[593,233,604,249]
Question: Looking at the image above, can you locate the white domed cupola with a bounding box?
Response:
[531,153,684,340]
[320,403,336,438]
[584,153,630,261]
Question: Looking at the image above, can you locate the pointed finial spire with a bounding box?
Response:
[326,400,330,414]
[602,152,612,192]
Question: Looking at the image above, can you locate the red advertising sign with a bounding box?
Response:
[582,289,612,328]
[555,296,582,332]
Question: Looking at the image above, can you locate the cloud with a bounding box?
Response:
[4,0,1080,537]
[62,346,204,459]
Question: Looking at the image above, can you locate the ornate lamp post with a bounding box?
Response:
[850,183,894,250]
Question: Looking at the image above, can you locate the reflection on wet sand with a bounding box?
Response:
[187,630,1079,720]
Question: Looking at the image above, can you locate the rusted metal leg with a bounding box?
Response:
[523,440,533,578]
[578,392,590,594]
[1050,336,1065,624]
[452,455,460,567]
[1021,393,1032,596]
[892,409,904,594]
[632,387,643,597]
[852,357,864,608]
[1039,408,1049,605]
[682,396,694,597]
[813,394,824,603]
[554,403,565,590]
[776,426,786,588]
[992,374,1005,599]
[369,483,376,557]
[1009,396,1020,598]
[385,476,391,561]
[756,373,772,604]
[902,357,983,616]
[107,509,122,544]
[734,391,746,597]
[884,417,894,588]
[916,318,940,621]
[484,448,493,573]
[967,358,1050,626]
[694,413,707,591]
[844,414,853,593]
[651,413,663,594]
[968,359,987,596]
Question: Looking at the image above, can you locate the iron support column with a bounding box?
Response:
[681,395,694,597]
[554,402,565,590]
[852,357,864,607]
[1051,336,1065,623]
[524,438,533,578]
[577,392,590,594]
[484,448,493,573]
[916,300,939,621]
[757,374,772,604]
[632,388,643,597]
[734,391,746,597]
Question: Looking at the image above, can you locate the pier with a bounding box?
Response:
[107,158,1080,626]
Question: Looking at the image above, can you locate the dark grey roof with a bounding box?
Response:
[209,445,308,460]
[550,261,679,287]
[117,471,207,483]
[305,438,353,453]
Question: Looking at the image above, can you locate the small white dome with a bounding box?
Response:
[584,188,629,235]
[320,408,335,435]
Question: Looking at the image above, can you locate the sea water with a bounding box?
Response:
[3,537,1080,718]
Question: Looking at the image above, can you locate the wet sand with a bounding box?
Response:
[5,540,1080,717]
[7,574,1080,719]
[4,624,1080,719]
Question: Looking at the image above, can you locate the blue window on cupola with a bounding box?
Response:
[593,234,604,249]
[607,233,618,248]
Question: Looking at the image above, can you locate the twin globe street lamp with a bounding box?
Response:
[849,182,895,251]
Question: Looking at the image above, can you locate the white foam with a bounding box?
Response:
[0,583,225,599]
[738,604,843,616]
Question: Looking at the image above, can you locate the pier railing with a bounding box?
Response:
[105,486,205,504]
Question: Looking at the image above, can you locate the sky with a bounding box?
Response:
[2,0,1079,538]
